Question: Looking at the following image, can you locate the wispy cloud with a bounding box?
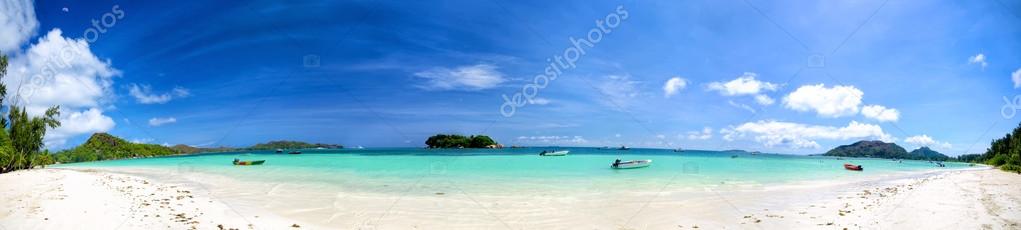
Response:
[413,64,506,91]
[128,83,190,104]
[148,117,177,126]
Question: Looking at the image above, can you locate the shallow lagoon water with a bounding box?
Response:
[56,147,974,195]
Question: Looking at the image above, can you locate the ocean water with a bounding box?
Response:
[55,147,975,195]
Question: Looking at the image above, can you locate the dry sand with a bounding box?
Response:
[1,168,1019,229]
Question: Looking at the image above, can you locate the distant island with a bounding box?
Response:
[49,133,344,163]
[53,133,178,163]
[823,140,950,161]
[425,134,500,148]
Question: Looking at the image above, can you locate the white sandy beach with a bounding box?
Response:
[1,168,1019,230]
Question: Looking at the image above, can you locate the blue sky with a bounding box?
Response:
[1,0,1019,155]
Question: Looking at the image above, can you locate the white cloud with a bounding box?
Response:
[686,127,713,140]
[754,94,775,105]
[728,100,756,113]
[1013,68,1021,89]
[128,84,190,104]
[662,76,687,98]
[904,135,952,150]
[130,138,154,144]
[968,53,987,69]
[148,117,177,127]
[722,120,894,149]
[5,29,119,115]
[528,97,551,105]
[0,0,37,52]
[45,108,115,147]
[516,135,587,144]
[783,84,863,118]
[861,104,899,122]
[3,29,120,148]
[413,64,506,91]
[707,72,778,96]
[596,75,640,109]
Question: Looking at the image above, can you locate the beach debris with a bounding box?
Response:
[435,192,445,195]
[291,223,301,228]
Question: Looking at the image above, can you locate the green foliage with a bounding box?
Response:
[823,140,951,161]
[0,54,62,173]
[980,122,1021,173]
[956,153,984,163]
[425,134,498,148]
[53,133,178,163]
[247,140,342,150]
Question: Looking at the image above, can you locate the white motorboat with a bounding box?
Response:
[611,159,652,169]
[539,150,569,156]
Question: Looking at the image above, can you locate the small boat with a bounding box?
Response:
[288,150,302,154]
[844,163,863,171]
[617,145,630,150]
[611,159,652,169]
[233,159,265,166]
[275,149,283,153]
[673,148,683,152]
[539,150,569,156]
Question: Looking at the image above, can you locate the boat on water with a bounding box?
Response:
[275,149,283,153]
[288,150,302,154]
[611,159,652,169]
[673,148,683,152]
[844,163,863,171]
[233,159,265,166]
[617,145,630,150]
[539,150,569,156]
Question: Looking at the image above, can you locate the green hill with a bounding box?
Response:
[907,147,950,161]
[824,140,909,159]
[54,133,178,163]
[823,140,950,161]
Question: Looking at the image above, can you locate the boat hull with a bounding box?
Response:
[612,160,652,169]
[233,160,266,166]
[540,150,569,156]
[843,163,863,171]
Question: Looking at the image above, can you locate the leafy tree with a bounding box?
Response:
[980,122,1021,173]
[0,54,62,173]
[425,134,498,148]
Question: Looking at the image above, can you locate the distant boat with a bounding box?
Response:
[617,145,630,150]
[315,147,326,150]
[844,163,863,171]
[355,145,365,149]
[275,149,283,153]
[539,150,569,156]
[611,159,652,169]
[233,159,265,166]
[673,148,683,152]
[288,150,302,154]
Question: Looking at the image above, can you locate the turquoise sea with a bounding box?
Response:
[55,147,977,195]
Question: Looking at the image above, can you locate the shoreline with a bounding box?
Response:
[2,167,1018,229]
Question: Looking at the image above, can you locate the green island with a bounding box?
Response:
[822,140,950,161]
[424,134,500,148]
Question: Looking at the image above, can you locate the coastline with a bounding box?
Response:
[2,167,1018,229]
